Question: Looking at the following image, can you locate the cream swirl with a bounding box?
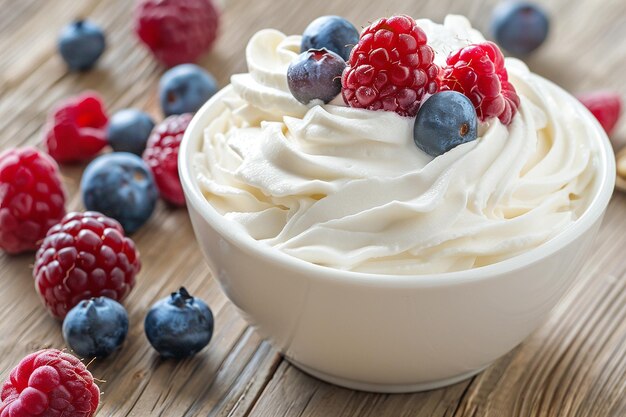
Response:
[193,16,598,274]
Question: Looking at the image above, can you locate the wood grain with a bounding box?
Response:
[0,0,625,416]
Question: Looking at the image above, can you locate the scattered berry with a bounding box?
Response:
[341,15,439,117]
[63,297,129,358]
[144,287,214,359]
[134,0,220,67]
[81,153,158,233]
[34,211,140,319]
[0,147,66,254]
[43,92,109,163]
[287,49,346,104]
[107,109,155,155]
[491,1,549,56]
[576,91,622,136]
[58,20,106,71]
[414,91,478,156]
[159,64,217,116]
[301,15,360,61]
[0,349,99,417]
[441,42,520,125]
[143,114,192,206]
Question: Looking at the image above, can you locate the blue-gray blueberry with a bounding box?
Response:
[159,64,217,116]
[58,20,106,71]
[81,152,158,234]
[144,287,214,359]
[301,16,359,61]
[287,49,345,104]
[413,91,478,157]
[107,109,155,155]
[62,297,129,358]
[491,1,549,55]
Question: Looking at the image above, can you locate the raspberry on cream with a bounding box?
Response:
[341,15,439,117]
[441,41,520,125]
[193,15,598,275]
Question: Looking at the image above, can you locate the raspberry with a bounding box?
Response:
[0,147,66,254]
[143,114,192,206]
[43,92,108,163]
[341,15,439,117]
[440,42,520,125]
[34,211,140,319]
[0,349,99,417]
[134,0,220,67]
[576,91,622,136]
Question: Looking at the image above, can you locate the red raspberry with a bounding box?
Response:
[43,92,108,163]
[341,15,439,117]
[440,42,520,125]
[0,147,66,254]
[576,91,622,136]
[34,211,140,319]
[134,0,220,67]
[143,114,192,206]
[0,349,99,417]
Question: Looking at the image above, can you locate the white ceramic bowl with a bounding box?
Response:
[179,85,615,393]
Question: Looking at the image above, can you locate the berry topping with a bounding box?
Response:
[43,92,109,163]
[414,91,478,156]
[441,42,520,125]
[81,153,158,233]
[34,211,140,319]
[341,15,439,117]
[576,91,622,136]
[58,20,106,71]
[491,1,549,56]
[63,297,129,358]
[0,147,66,254]
[301,15,360,61]
[107,109,155,155]
[287,49,346,104]
[159,64,217,116]
[0,349,99,417]
[143,113,192,206]
[144,287,214,359]
[134,0,220,67]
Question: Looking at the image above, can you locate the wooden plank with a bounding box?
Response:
[0,0,625,416]
[248,361,476,417]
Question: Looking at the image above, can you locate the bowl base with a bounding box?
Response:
[286,359,489,393]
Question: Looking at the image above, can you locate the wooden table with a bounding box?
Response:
[1,0,625,415]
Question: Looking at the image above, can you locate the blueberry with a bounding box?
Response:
[301,16,359,61]
[107,109,155,155]
[58,20,106,71]
[62,297,129,358]
[144,287,214,359]
[81,152,158,233]
[413,91,478,157]
[287,49,345,104]
[159,64,218,117]
[491,1,549,55]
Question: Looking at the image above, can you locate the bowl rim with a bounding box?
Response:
[179,84,616,288]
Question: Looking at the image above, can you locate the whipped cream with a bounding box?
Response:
[193,15,598,274]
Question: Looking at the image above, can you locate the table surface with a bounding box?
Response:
[1,0,626,416]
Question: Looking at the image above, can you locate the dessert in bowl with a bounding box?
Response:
[179,15,615,392]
